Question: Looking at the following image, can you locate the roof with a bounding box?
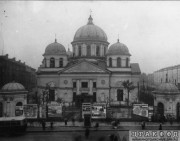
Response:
[131,63,141,74]
[1,82,26,91]
[107,40,131,56]
[72,15,108,43]
[0,116,26,121]
[44,39,66,56]
[153,82,180,95]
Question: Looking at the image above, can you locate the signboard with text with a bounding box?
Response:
[47,103,62,117]
[133,104,148,117]
[15,106,23,116]
[91,103,106,119]
[129,130,180,141]
[82,103,91,118]
[23,104,38,118]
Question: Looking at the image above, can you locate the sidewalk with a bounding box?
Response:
[26,121,180,132]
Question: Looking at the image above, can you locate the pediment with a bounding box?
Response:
[60,61,109,74]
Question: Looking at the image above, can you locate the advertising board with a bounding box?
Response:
[47,103,62,117]
[23,104,38,118]
[15,106,23,116]
[39,105,46,118]
[133,104,148,117]
[82,103,91,118]
[91,103,106,119]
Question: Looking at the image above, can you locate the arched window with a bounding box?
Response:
[79,46,81,56]
[126,58,129,67]
[117,89,123,101]
[96,46,100,56]
[0,102,3,117]
[109,57,112,67]
[177,103,180,120]
[87,45,91,56]
[117,57,121,67]
[44,58,47,68]
[157,102,164,116]
[16,102,23,106]
[59,58,63,67]
[50,57,55,68]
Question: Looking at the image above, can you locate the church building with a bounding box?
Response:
[37,15,141,107]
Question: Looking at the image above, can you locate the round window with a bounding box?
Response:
[64,80,68,84]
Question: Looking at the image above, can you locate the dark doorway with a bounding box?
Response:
[157,102,164,116]
[177,103,180,120]
[84,114,91,127]
[49,89,55,101]
[0,102,3,117]
[117,89,123,101]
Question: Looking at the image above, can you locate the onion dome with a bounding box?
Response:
[73,15,108,43]
[107,39,131,56]
[44,39,66,55]
[153,83,180,95]
[1,82,25,91]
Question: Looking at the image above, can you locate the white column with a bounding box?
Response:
[89,80,93,95]
[47,59,50,67]
[77,80,80,95]
[82,44,87,56]
[100,45,103,56]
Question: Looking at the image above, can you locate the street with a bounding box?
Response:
[0,130,128,141]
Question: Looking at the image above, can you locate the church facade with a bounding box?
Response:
[37,15,141,106]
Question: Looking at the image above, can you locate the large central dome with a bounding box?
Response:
[73,15,108,43]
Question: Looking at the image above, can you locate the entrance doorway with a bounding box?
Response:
[177,103,180,120]
[157,102,164,116]
[75,94,93,107]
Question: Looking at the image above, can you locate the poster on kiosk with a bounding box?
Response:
[91,103,106,119]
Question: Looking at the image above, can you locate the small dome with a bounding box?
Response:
[154,83,180,94]
[107,39,131,56]
[44,39,66,55]
[73,15,108,43]
[1,82,25,91]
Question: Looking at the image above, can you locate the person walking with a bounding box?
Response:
[50,121,53,129]
[95,122,99,131]
[159,123,162,130]
[85,128,90,139]
[64,118,67,126]
[42,120,46,130]
[72,118,75,126]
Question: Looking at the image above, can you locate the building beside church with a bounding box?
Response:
[37,15,141,107]
[0,82,27,117]
[153,82,180,120]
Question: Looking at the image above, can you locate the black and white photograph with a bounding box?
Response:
[0,1,180,141]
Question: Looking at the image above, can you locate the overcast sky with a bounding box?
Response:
[0,1,180,74]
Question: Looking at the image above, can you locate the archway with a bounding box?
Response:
[0,102,3,117]
[157,102,164,116]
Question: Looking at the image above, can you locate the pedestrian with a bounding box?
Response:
[85,128,90,139]
[42,120,45,130]
[72,118,75,126]
[50,121,53,129]
[95,122,99,130]
[170,117,173,125]
[159,123,162,130]
[141,121,145,130]
[64,118,67,126]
